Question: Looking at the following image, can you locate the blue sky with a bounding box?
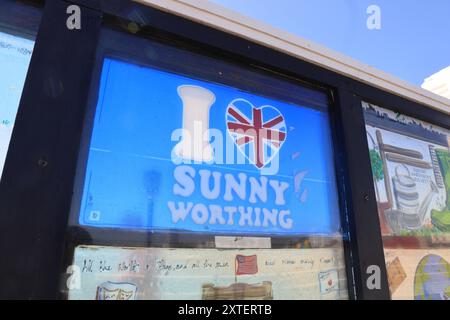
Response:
[211,0,450,86]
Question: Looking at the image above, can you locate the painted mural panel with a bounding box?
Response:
[0,31,34,179]
[66,51,349,300]
[363,101,450,299]
[68,246,348,300]
[363,102,450,238]
[385,249,450,300]
[75,58,341,236]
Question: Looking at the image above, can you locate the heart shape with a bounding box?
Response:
[226,98,287,169]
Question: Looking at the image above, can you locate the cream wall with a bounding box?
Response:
[422,66,450,100]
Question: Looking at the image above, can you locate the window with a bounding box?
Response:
[363,101,450,300]
[0,0,41,180]
[64,27,348,300]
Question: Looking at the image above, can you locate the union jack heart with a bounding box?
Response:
[226,98,287,169]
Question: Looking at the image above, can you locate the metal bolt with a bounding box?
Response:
[38,158,48,168]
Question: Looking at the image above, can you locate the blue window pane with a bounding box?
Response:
[77,57,341,236]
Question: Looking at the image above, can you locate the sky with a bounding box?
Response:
[211,0,450,86]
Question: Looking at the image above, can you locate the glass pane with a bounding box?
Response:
[363,101,450,300]
[64,28,348,300]
[0,0,41,180]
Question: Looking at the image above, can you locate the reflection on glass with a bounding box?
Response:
[0,31,35,179]
[363,101,450,300]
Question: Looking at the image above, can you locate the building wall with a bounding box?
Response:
[422,66,450,100]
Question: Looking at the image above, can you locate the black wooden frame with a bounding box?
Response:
[1,0,449,300]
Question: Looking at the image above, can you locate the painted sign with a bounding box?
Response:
[77,58,341,235]
[385,249,450,300]
[0,31,34,180]
[363,102,450,237]
[67,245,348,300]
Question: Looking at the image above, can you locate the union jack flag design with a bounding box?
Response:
[226,99,287,169]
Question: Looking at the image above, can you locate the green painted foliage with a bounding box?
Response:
[369,149,384,182]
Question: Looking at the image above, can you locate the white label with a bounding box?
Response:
[215,236,271,249]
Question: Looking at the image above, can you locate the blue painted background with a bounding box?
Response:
[78,58,342,236]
